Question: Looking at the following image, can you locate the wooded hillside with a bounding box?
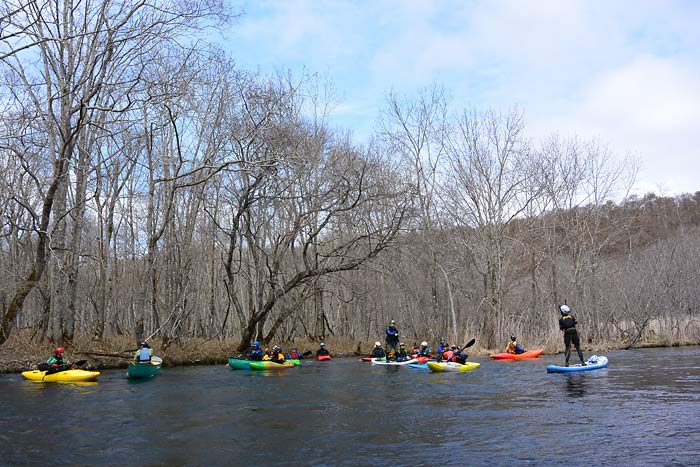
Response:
[1,1,698,352]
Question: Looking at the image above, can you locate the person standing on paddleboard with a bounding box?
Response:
[558,305,586,367]
[385,320,400,360]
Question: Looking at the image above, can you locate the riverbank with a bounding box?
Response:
[1,331,696,374]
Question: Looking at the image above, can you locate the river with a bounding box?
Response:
[1,346,699,466]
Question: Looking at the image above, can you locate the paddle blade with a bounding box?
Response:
[150,356,163,366]
[302,350,313,357]
[464,338,476,348]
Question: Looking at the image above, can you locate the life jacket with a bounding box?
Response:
[560,314,577,332]
[418,347,431,357]
[288,351,301,359]
[443,350,454,360]
[506,341,517,353]
[138,347,151,361]
[371,348,385,358]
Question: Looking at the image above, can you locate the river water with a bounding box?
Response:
[1,346,699,466]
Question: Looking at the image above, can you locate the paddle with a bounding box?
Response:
[302,350,313,357]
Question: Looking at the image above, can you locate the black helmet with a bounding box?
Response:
[510,335,516,341]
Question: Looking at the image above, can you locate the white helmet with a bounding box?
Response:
[421,341,428,346]
[560,304,570,313]
[374,341,381,347]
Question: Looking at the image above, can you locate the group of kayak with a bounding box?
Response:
[21,325,610,383]
[21,342,163,383]
[227,341,333,371]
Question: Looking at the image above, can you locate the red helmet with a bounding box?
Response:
[54,347,65,355]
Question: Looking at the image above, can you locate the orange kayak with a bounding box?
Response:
[490,349,544,360]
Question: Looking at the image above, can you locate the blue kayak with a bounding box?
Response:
[546,355,608,373]
[408,362,428,369]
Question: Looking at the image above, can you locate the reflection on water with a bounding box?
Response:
[1,346,699,466]
[565,373,587,398]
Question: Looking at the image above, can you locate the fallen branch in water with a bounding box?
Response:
[76,350,134,359]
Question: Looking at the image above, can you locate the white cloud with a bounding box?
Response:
[529,56,700,195]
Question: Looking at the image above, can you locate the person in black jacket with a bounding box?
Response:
[558,305,586,367]
[316,342,331,357]
[370,342,386,359]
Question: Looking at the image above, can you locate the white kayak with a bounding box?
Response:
[370,358,418,366]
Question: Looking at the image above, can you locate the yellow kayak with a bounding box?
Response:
[21,369,100,382]
[427,361,480,373]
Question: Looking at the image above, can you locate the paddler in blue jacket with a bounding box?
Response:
[287,346,302,360]
[559,305,586,367]
[248,341,264,361]
[385,320,400,360]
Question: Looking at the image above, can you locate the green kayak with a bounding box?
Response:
[229,358,301,369]
[127,357,162,379]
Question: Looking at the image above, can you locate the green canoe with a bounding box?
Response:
[127,357,162,378]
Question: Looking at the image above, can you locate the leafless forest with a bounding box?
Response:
[1,1,698,353]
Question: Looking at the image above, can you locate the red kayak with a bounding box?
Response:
[317,355,332,361]
[490,349,544,360]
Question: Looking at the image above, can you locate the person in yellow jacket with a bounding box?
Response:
[262,345,285,363]
[505,335,525,354]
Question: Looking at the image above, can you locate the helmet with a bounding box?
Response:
[54,347,65,355]
[390,320,395,324]
[421,341,428,346]
[440,337,445,342]
[320,342,325,347]
[253,341,260,347]
[291,346,297,350]
[375,341,381,347]
[560,304,570,314]
[451,345,458,350]
[510,335,516,341]
[399,342,405,347]
[273,345,281,351]
[141,341,150,348]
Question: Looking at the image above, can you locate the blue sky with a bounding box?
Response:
[223,0,700,196]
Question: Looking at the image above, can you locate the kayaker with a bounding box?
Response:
[437,337,450,354]
[47,347,71,372]
[448,345,468,364]
[134,342,153,362]
[287,346,303,360]
[316,342,331,357]
[559,304,586,367]
[370,342,386,358]
[435,338,451,361]
[385,320,400,360]
[248,341,264,361]
[263,345,285,363]
[505,336,525,354]
[441,345,455,362]
[395,343,410,362]
[417,341,431,358]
